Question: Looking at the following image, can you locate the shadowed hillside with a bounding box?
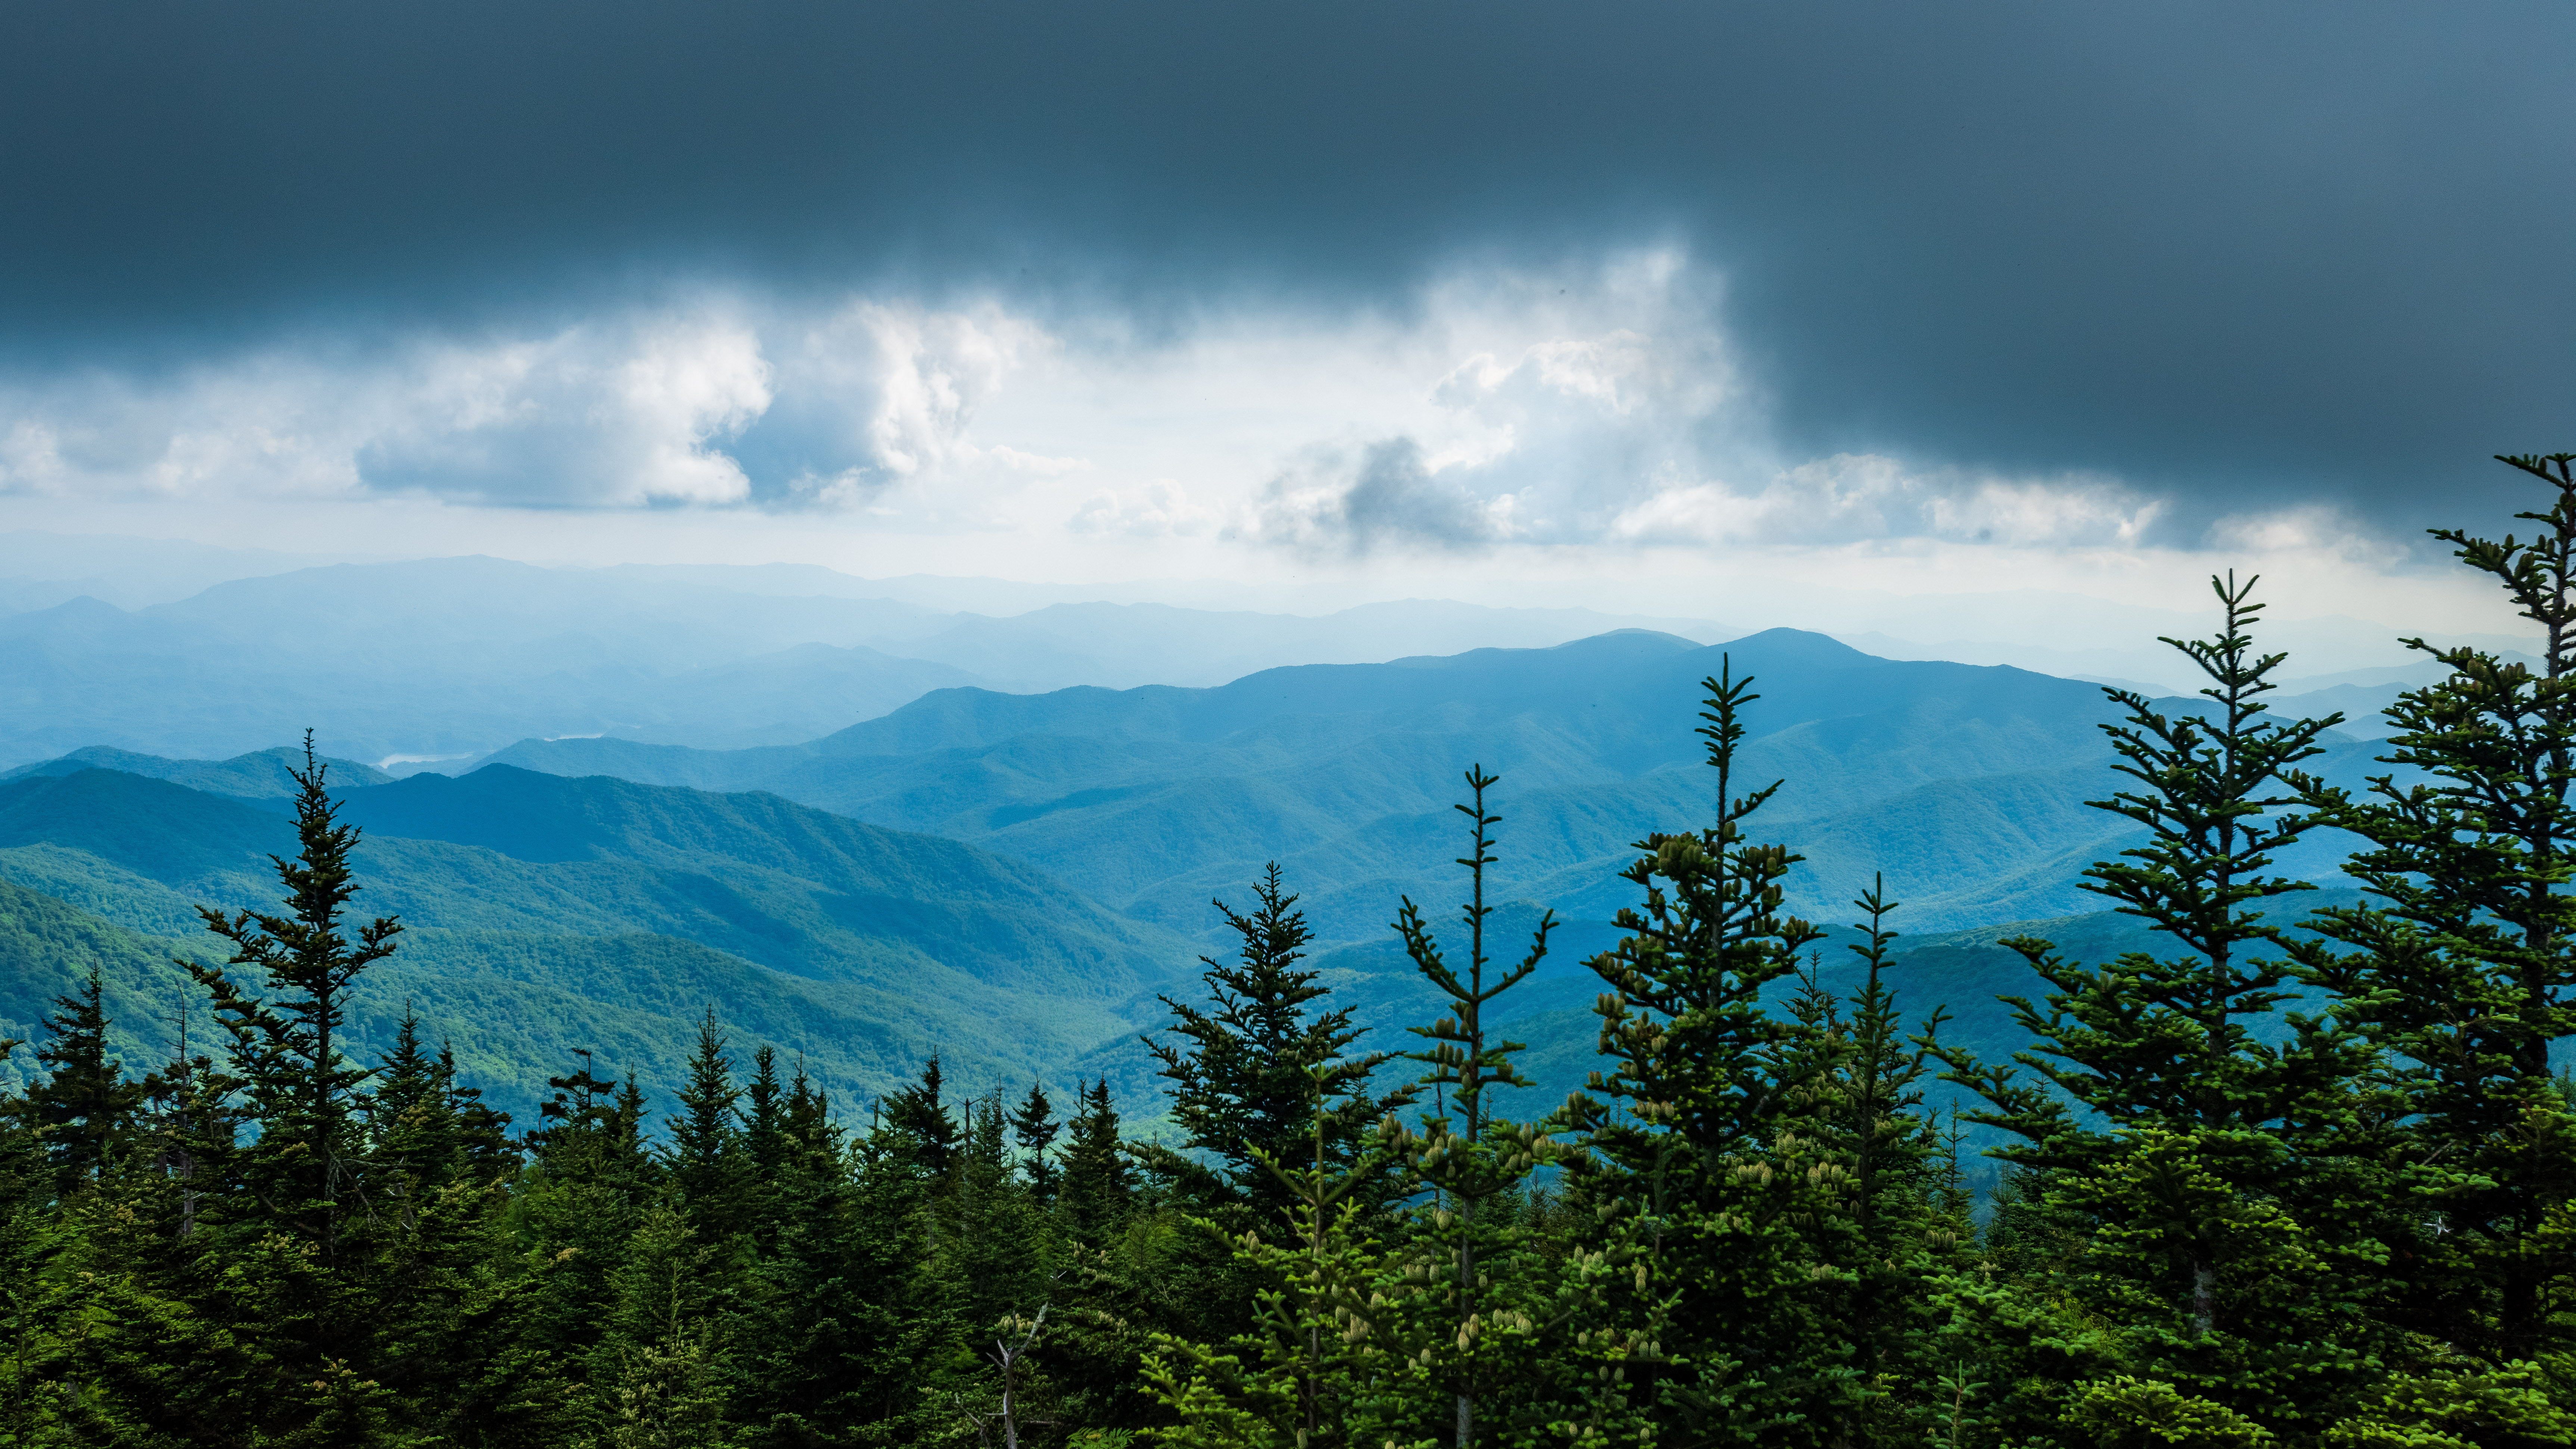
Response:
[483,627,2390,941]
[0,765,1192,1118]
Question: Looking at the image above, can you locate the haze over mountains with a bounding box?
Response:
[0,551,1731,767]
[0,528,2539,1134]
[0,607,2440,1128]
[0,534,2531,770]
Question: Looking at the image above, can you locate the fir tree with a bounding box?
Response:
[741,1044,790,1251]
[179,731,403,1265]
[1010,1079,1062,1205]
[886,1054,962,1179]
[27,965,146,1194]
[1791,878,1961,1442]
[1939,573,2383,1433]
[367,1003,462,1189]
[439,1037,517,1185]
[1373,766,1649,1447]
[1567,661,1851,1443]
[1144,864,1415,1224]
[1060,1078,1133,1245]
[2290,451,2576,1364]
[1141,1060,1397,1449]
[668,1008,749,1241]
[946,1098,1048,1342]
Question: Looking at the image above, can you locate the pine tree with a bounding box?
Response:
[27,965,146,1194]
[885,1054,962,1179]
[1566,661,1852,1443]
[1011,1079,1062,1205]
[668,1008,750,1241]
[1372,766,1652,1447]
[179,731,402,1266]
[2289,451,2576,1365]
[1060,1078,1133,1246]
[1939,573,2384,1432]
[1144,864,1415,1224]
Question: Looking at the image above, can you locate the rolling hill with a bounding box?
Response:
[0,625,2428,1142]
[0,765,1193,1120]
[479,626,2391,945]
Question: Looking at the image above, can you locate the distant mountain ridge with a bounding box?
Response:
[475,626,2386,942]
[0,744,394,796]
[0,554,1732,767]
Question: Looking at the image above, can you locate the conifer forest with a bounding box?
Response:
[6,457,2576,1449]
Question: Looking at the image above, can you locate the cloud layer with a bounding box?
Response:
[4,1,2572,537]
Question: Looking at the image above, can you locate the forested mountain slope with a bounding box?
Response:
[485,627,2389,940]
[0,627,2413,1132]
[0,766,1192,1117]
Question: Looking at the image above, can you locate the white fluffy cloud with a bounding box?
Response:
[0,248,2271,577]
[362,313,774,506]
[0,298,1048,511]
[1606,455,2162,549]
[1069,479,1223,538]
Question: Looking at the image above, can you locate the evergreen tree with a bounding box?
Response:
[1373,765,1650,1447]
[368,1003,463,1188]
[1142,1059,1399,1449]
[27,965,146,1194]
[1788,878,1964,1443]
[1939,573,2384,1434]
[741,1044,789,1252]
[668,1008,750,1241]
[886,1054,962,1179]
[2290,451,2576,1365]
[1060,1078,1134,1245]
[593,1201,745,1448]
[1567,661,1854,1443]
[521,1053,659,1392]
[945,1098,1048,1343]
[440,1036,517,1185]
[180,731,403,1266]
[1144,864,1415,1224]
[1011,1079,1062,1204]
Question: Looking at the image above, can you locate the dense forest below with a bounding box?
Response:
[3,455,2576,1447]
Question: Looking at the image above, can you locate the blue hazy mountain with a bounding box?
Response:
[482,627,2390,944]
[0,625,2412,1133]
[0,744,395,796]
[0,556,1729,767]
[0,765,1192,1117]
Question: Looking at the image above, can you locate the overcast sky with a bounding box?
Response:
[1,1,2568,634]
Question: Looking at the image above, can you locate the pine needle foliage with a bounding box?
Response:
[178,730,404,1265]
[1937,573,2389,1434]
[1145,863,1415,1225]
[2289,450,2576,1365]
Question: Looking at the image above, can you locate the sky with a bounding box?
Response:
[1,1,2570,643]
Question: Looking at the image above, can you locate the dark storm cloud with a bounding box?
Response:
[3,1,2570,533]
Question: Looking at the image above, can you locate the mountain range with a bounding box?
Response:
[0,763,1191,1122]
[0,622,2432,1139]
[0,554,1730,767]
